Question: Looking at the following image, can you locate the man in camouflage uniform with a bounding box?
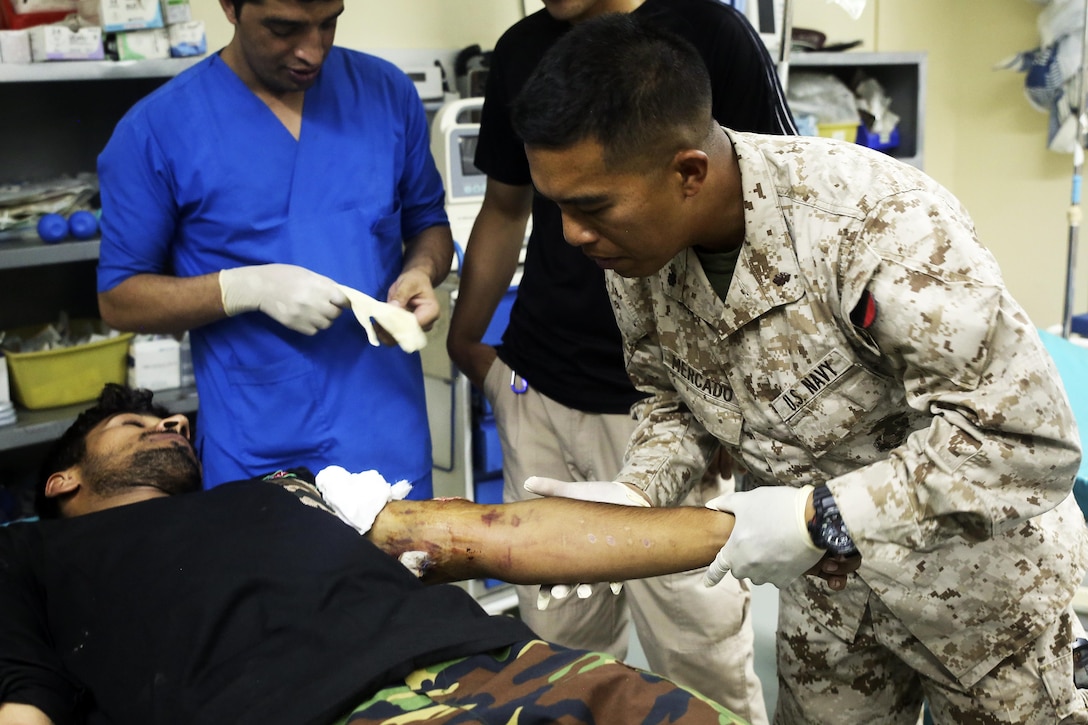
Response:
[510,14,1088,724]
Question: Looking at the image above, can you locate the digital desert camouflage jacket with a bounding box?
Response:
[608,129,1087,686]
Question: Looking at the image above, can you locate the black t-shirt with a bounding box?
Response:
[0,475,533,725]
[475,0,795,413]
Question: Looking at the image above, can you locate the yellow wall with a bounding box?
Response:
[189,0,522,55]
[189,0,1086,327]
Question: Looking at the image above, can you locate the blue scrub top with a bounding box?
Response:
[97,48,449,494]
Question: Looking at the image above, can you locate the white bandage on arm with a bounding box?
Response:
[315,465,413,535]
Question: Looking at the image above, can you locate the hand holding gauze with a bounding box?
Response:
[339,284,428,353]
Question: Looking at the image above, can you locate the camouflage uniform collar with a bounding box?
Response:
[662,129,804,338]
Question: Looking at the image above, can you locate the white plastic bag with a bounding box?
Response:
[826,0,866,20]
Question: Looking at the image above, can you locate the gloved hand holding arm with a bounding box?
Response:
[219,263,348,335]
[524,476,652,507]
[523,476,651,609]
[703,485,826,589]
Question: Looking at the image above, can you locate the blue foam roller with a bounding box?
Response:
[37,213,69,243]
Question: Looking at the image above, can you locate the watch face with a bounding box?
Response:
[820,521,857,555]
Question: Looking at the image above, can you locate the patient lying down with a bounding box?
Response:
[0,384,752,725]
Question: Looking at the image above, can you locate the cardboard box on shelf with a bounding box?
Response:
[0,354,10,403]
[165,18,201,56]
[178,332,193,388]
[0,29,31,62]
[28,23,103,61]
[112,26,167,59]
[99,0,162,33]
[127,335,180,392]
[159,0,188,24]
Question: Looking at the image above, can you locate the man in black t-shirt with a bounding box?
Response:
[445,1,792,719]
[0,384,748,725]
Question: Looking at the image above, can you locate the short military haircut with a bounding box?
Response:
[36,383,171,518]
[510,12,714,170]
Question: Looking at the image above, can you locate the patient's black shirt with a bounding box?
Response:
[0,473,533,724]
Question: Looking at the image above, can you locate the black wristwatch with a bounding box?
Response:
[807,485,858,556]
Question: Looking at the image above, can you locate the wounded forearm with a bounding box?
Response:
[367,497,733,584]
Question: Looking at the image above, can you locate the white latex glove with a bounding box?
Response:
[219,263,347,335]
[315,465,413,535]
[338,284,428,353]
[703,485,824,589]
[523,476,650,610]
[523,476,652,506]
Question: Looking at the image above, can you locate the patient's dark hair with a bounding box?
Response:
[510,12,714,169]
[36,383,170,518]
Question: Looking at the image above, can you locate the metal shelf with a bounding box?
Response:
[0,57,202,84]
[0,236,99,270]
[0,386,198,453]
[790,50,922,68]
[0,56,203,271]
[789,51,927,170]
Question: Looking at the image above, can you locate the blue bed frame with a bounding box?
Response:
[1039,330,1088,517]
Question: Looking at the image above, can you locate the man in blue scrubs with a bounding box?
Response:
[96,0,453,495]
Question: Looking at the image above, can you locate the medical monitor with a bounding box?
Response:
[448,128,485,202]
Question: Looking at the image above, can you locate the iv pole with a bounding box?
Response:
[1062,0,1088,338]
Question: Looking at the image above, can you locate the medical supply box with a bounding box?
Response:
[159,0,188,24]
[28,23,103,61]
[4,320,133,409]
[0,29,30,63]
[0,354,9,403]
[127,335,181,391]
[112,26,168,60]
[166,18,202,57]
[99,0,162,33]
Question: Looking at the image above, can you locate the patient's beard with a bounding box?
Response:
[83,445,203,499]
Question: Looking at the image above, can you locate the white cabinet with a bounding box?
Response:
[790,51,927,170]
[0,59,201,514]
